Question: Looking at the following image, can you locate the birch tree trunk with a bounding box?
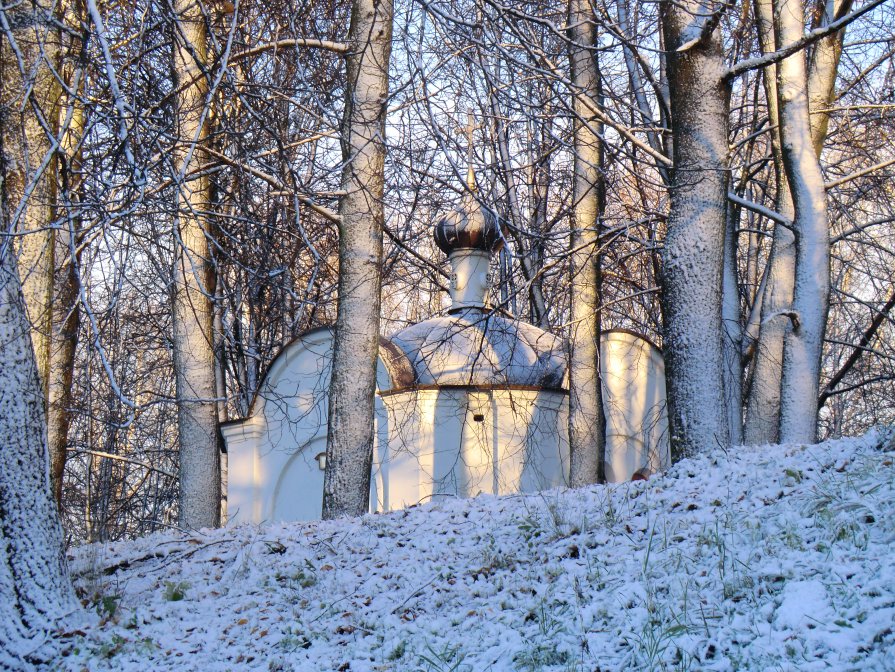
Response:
[744,0,796,445]
[660,0,730,458]
[0,214,78,666]
[745,0,847,444]
[567,0,605,486]
[171,0,221,528]
[775,0,830,443]
[322,0,393,519]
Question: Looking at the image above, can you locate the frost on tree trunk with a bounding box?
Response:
[745,0,845,444]
[745,0,795,445]
[660,0,730,459]
[745,190,795,445]
[0,231,78,665]
[171,0,221,528]
[567,0,605,486]
[775,0,830,443]
[322,0,393,519]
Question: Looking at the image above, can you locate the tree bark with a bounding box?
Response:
[322,0,393,519]
[745,0,846,444]
[660,0,731,458]
[721,198,743,445]
[46,0,86,506]
[807,0,853,157]
[0,202,78,666]
[775,0,830,443]
[744,0,796,445]
[1,0,84,505]
[567,0,605,486]
[171,0,221,528]
[3,4,58,394]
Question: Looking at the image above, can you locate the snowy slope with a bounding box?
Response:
[50,431,894,671]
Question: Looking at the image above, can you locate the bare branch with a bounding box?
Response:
[202,146,341,223]
[819,288,895,407]
[727,191,793,228]
[724,0,888,81]
[825,156,895,189]
[70,449,177,479]
[229,38,349,61]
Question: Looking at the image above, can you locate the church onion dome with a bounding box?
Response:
[434,169,505,255]
[380,307,567,393]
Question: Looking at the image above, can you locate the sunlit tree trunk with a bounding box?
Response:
[745,0,795,445]
[567,0,605,486]
[1,0,89,510]
[807,0,853,157]
[1,0,58,387]
[322,0,393,519]
[745,0,848,444]
[171,0,221,528]
[775,0,830,443]
[660,0,730,458]
[46,0,86,506]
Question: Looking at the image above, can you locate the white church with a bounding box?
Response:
[220,174,669,524]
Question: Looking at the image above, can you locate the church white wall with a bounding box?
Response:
[220,328,670,525]
[601,330,670,481]
[375,388,570,512]
[221,329,334,525]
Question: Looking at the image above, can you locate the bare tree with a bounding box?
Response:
[0,197,77,665]
[743,0,796,445]
[659,0,730,457]
[744,0,851,445]
[322,0,394,518]
[46,0,87,506]
[775,0,831,443]
[171,0,221,528]
[0,0,71,503]
[567,0,606,485]
[1,0,892,543]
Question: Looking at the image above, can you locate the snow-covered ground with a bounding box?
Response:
[51,431,894,671]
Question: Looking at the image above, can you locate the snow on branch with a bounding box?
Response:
[229,38,350,62]
[675,4,729,53]
[761,309,801,330]
[727,191,793,228]
[86,0,138,175]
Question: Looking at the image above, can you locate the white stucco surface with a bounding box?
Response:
[600,330,670,481]
[220,325,668,524]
